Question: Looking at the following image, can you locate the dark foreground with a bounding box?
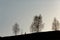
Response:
[0,31,60,40]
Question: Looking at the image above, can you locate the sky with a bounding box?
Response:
[0,0,60,37]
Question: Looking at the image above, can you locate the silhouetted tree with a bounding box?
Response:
[52,18,59,31]
[30,14,44,33]
[13,23,20,35]
[25,32,26,34]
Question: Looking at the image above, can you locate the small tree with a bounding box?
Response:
[25,32,26,34]
[13,23,20,35]
[52,18,59,31]
[30,14,44,33]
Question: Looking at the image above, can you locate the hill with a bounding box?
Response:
[1,31,60,40]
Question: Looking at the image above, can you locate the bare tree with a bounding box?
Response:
[30,14,44,33]
[52,18,60,31]
[13,23,20,35]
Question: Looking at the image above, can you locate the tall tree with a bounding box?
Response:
[52,18,59,31]
[13,23,20,35]
[30,14,44,33]
[38,15,44,31]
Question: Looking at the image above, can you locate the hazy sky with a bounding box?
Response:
[0,0,60,37]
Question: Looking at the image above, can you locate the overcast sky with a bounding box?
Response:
[0,0,60,37]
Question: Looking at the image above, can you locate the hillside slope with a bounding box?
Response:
[1,31,60,40]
